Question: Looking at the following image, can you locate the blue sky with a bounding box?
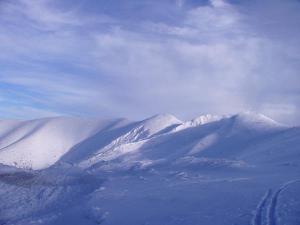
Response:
[0,0,299,125]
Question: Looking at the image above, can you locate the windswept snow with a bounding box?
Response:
[0,117,127,169]
[171,114,226,132]
[0,112,299,225]
[232,111,286,131]
[0,112,289,169]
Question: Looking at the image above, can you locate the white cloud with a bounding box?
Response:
[0,0,299,125]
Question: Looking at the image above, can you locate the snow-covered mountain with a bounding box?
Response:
[0,117,128,169]
[0,112,286,170]
[0,112,299,225]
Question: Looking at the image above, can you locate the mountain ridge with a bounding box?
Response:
[0,112,291,170]
[0,112,299,225]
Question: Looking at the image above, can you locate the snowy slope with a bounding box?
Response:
[0,117,129,169]
[78,114,182,167]
[0,112,299,225]
[0,112,288,170]
[76,112,288,170]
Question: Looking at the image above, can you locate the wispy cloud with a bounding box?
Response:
[0,0,299,124]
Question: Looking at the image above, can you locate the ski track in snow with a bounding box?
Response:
[253,189,272,225]
[0,113,298,225]
[267,180,300,225]
[253,180,300,225]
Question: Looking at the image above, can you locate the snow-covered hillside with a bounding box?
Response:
[0,117,131,169]
[0,112,286,170]
[0,112,299,225]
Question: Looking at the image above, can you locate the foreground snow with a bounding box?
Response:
[0,112,299,225]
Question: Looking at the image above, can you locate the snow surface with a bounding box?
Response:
[0,112,299,225]
[0,117,128,169]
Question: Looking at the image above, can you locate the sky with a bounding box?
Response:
[0,0,299,125]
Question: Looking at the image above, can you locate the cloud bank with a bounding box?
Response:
[0,0,299,125]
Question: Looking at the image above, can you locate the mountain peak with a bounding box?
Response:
[171,114,225,132]
[135,113,182,137]
[232,111,285,130]
[144,113,181,123]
